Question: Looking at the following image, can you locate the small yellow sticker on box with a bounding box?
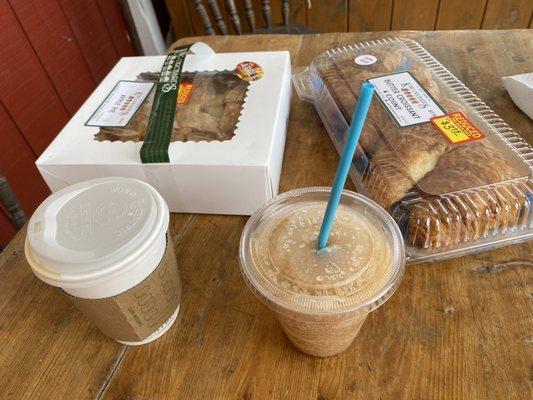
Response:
[177,83,194,104]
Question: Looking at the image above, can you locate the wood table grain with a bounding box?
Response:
[1,30,531,400]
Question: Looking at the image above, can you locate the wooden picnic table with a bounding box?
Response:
[0,30,532,400]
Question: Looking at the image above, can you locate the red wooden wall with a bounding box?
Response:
[0,0,134,247]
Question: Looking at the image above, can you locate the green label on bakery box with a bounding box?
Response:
[140,45,191,163]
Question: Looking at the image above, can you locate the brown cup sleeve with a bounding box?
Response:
[63,234,181,343]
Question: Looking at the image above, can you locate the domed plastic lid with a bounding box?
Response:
[239,188,405,315]
[26,177,168,287]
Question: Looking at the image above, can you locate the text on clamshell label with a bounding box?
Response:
[368,71,445,127]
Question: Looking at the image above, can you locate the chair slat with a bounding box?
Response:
[0,176,26,230]
[193,0,215,35]
[225,0,242,34]
[192,0,314,36]
[281,0,289,26]
[206,0,228,34]
[261,1,272,29]
[243,0,256,32]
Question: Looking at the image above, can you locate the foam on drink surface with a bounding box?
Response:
[250,201,392,311]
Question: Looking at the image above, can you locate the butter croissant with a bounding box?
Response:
[313,41,529,250]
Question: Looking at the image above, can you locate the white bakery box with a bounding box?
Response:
[36,44,291,215]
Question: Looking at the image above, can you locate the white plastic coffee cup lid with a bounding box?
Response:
[25,177,169,289]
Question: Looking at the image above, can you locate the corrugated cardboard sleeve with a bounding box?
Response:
[64,234,181,343]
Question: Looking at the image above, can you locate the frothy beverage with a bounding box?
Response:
[240,188,404,357]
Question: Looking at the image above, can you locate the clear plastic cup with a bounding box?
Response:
[239,187,405,357]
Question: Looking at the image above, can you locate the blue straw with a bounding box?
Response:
[317,82,375,250]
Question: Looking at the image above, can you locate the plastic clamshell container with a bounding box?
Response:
[293,38,533,263]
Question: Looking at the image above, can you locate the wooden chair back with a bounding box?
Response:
[193,1,313,35]
[0,175,26,230]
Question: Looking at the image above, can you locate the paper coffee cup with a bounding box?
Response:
[25,177,181,345]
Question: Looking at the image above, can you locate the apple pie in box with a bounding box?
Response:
[293,38,532,262]
[37,43,292,215]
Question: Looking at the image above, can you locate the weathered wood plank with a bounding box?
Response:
[307,0,348,32]
[58,0,120,82]
[0,0,70,155]
[0,208,16,248]
[165,0,194,39]
[97,0,135,56]
[435,0,487,30]
[482,0,533,29]
[391,0,440,30]
[9,0,96,115]
[290,0,307,26]
[348,0,393,32]
[0,103,50,227]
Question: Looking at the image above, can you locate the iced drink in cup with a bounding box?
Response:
[239,187,405,357]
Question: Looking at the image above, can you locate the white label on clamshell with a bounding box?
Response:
[354,54,377,66]
[368,71,445,127]
[86,81,154,127]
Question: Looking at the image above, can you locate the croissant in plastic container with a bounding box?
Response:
[365,122,450,209]
[312,45,405,155]
[406,140,528,248]
[318,49,530,249]
[303,39,533,259]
